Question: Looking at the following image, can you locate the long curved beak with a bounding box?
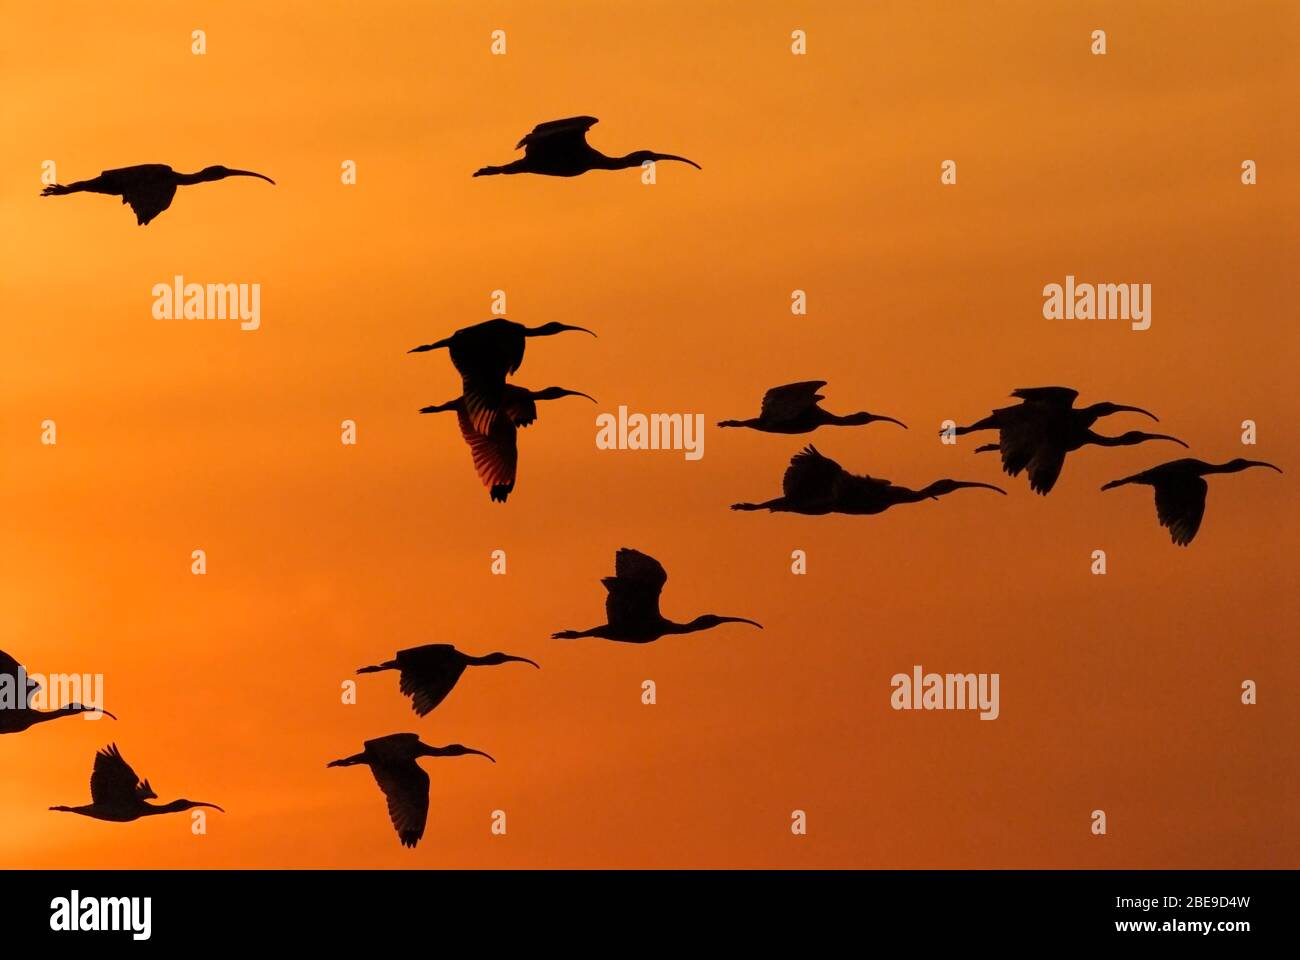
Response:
[98,709,118,720]
[225,169,275,185]
[653,153,702,170]
[196,802,225,812]
[1114,404,1159,422]
[467,749,496,763]
[561,391,597,403]
[959,482,1008,495]
[877,415,908,429]
[505,655,541,669]
[1248,461,1284,473]
[1149,434,1189,447]
[560,325,597,337]
[722,617,763,629]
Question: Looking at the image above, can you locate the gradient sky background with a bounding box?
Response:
[2,1,1296,867]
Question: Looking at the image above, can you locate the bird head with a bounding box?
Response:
[528,322,596,338]
[421,743,496,763]
[1086,401,1159,423]
[480,652,541,669]
[1223,458,1283,474]
[532,387,596,403]
[198,165,276,184]
[625,150,702,170]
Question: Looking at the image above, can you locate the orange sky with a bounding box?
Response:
[1,0,1296,868]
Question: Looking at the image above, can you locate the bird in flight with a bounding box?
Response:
[328,733,494,848]
[1102,457,1282,545]
[552,548,762,643]
[41,163,274,225]
[0,648,116,735]
[50,744,223,821]
[473,116,701,178]
[950,386,1186,495]
[718,380,906,434]
[357,644,539,716]
[732,445,1006,515]
[420,384,595,502]
[409,318,595,434]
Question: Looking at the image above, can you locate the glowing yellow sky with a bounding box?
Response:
[1,0,1296,867]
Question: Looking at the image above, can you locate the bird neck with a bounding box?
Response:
[173,170,210,185]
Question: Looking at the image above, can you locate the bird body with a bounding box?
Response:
[552,548,762,643]
[0,649,116,734]
[718,381,906,434]
[328,733,494,848]
[1102,457,1282,545]
[41,163,274,225]
[473,116,700,178]
[420,384,595,502]
[50,744,222,822]
[953,387,1185,494]
[731,445,1006,515]
[409,318,595,434]
[357,644,539,716]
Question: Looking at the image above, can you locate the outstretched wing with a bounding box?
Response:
[122,181,177,225]
[760,381,826,424]
[395,645,466,717]
[90,744,149,805]
[369,760,430,848]
[603,549,666,631]
[1154,475,1208,546]
[781,445,846,505]
[456,407,518,503]
[0,648,38,707]
[516,116,599,155]
[1024,443,1068,495]
[1011,386,1078,408]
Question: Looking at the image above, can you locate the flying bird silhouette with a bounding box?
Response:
[420,385,595,502]
[732,445,1006,515]
[552,548,762,643]
[357,644,539,716]
[1101,457,1283,545]
[473,116,700,178]
[718,380,906,434]
[50,744,223,821]
[408,318,595,434]
[41,164,274,225]
[0,649,116,735]
[951,386,1185,494]
[328,733,494,848]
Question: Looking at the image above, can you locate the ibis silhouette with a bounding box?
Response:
[732,445,1006,515]
[473,116,700,178]
[41,164,274,225]
[328,733,494,848]
[408,318,595,434]
[1102,457,1283,545]
[0,649,116,734]
[50,744,223,821]
[719,380,906,434]
[420,385,595,502]
[357,644,539,716]
[951,386,1186,494]
[552,548,762,643]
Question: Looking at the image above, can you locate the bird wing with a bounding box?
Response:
[395,646,466,717]
[449,323,520,434]
[1024,442,1068,495]
[759,381,827,424]
[994,407,1052,475]
[1011,386,1078,408]
[456,407,517,502]
[516,116,599,154]
[501,386,539,427]
[0,648,38,707]
[369,760,430,849]
[89,744,149,805]
[1154,475,1208,546]
[603,549,666,631]
[781,445,846,506]
[121,179,177,226]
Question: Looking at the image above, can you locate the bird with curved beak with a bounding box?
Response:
[357,644,540,716]
[473,116,701,178]
[328,733,495,848]
[41,163,274,225]
[50,744,223,822]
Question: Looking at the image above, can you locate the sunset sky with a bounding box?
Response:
[1,1,1296,868]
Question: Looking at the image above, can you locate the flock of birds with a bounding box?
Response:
[18,116,1282,848]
